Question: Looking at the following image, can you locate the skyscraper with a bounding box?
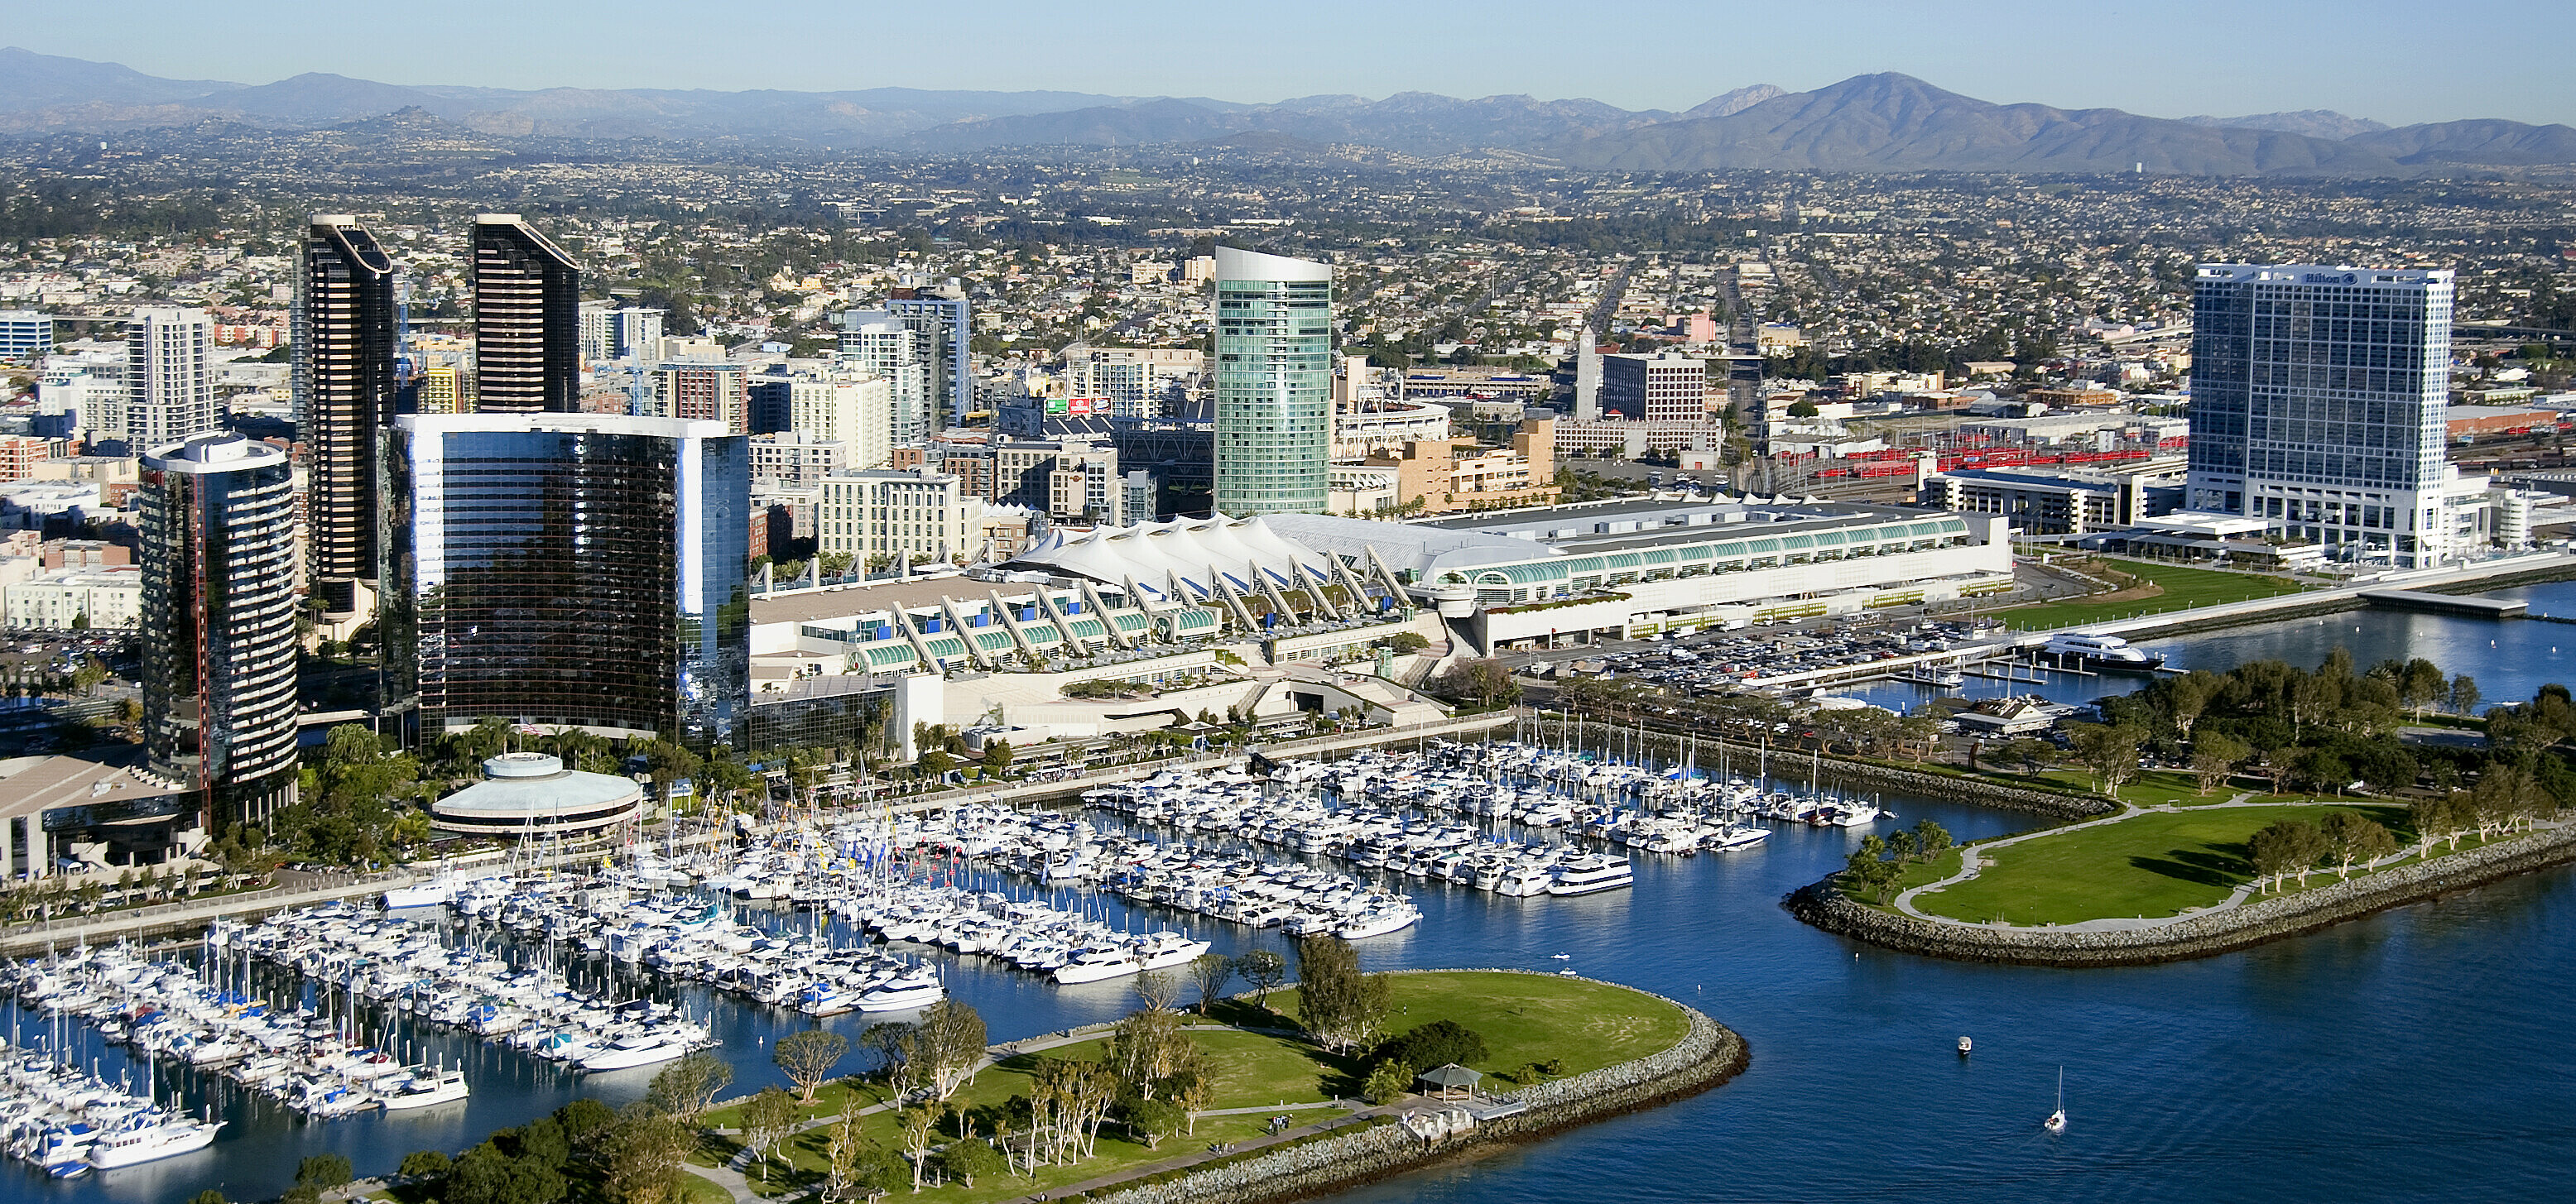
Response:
[1213,247,1334,516]
[125,306,215,448]
[139,434,300,827]
[2189,263,2466,566]
[472,214,582,414]
[395,413,749,749]
[887,279,971,434]
[836,311,929,445]
[296,215,401,625]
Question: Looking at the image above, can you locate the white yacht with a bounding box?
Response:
[1492,865,1555,897]
[1053,947,1144,985]
[2040,633,2165,671]
[1336,903,1420,939]
[86,1116,222,1170]
[1704,823,1769,851]
[1547,856,1636,896]
[382,1069,470,1110]
[579,1032,693,1072]
[855,971,946,1012]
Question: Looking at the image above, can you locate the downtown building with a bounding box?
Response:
[125,306,217,449]
[138,434,301,827]
[2186,263,2496,566]
[296,215,402,628]
[392,413,749,749]
[1214,247,1334,516]
[886,279,972,433]
[836,311,930,446]
[472,214,582,414]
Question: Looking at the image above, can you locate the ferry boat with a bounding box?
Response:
[2040,633,2165,672]
[1547,856,1636,897]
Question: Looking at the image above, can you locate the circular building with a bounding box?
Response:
[429,753,644,839]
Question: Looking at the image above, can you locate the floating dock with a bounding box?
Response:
[2357,589,2528,620]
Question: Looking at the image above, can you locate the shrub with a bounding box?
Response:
[1369,1019,1488,1075]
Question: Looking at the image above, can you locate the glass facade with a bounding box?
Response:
[139,434,301,827]
[296,216,401,617]
[397,415,749,749]
[2188,264,2458,564]
[472,215,583,414]
[1214,247,1334,516]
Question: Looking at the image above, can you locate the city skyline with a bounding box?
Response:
[6,0,2573,127]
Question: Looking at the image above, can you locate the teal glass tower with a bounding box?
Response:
[1213,247,1333,516]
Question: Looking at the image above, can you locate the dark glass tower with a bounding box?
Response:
[396,413,749,749]
[472,213,582,414]
[887,281,971,435]
[296,215,401,621]
[140,434,301,828]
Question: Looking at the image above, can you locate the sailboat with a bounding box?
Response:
[2043,1067,2066,1132]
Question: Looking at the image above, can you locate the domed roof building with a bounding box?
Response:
[429,752,644,839]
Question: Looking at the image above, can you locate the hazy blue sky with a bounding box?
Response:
[13,0,2571,126]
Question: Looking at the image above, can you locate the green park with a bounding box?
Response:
[353,953,1689,1204]
[2000,559,2308,631]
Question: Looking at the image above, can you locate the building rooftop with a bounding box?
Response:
[0,746,185,825]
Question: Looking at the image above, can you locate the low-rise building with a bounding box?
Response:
[1359,416,1558,514]
[816,467,981,566]
[2,565,142,629]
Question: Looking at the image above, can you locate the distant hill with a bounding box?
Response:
[2348,118,2576,166]
[1544,74,2409,176]
[2,47,2572,175]
[2180,109,2389,139]
[0,46,239,110]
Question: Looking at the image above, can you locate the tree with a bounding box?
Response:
[603,1107,694,1204]
[2189,733,2251,794]
[1133,969,1184,1014]
[823,1114,903,1203]
[1362,1062,1412,1106]
[916,748,954,779]
[776,1029,851,1103]
[914,999,988,1101]
[2450,674,2482,716]
[2321,811,2398,880]
[1233,948,1287,1009]
[1785,400,1820,418]
[930,1139,1003,1188]
[188,1192,228,1204]
[740,1087,803,1175]
[2408,794,2457,854]
[1843,841,1902,904]
[398,1149,453,1182]
[1372,1020,1487,1074]
[983,740,1014,776]
[1383,631,1430,655]
[1428,658,1521,711]
[1188,952,1233,1014]
[896,1105,941,1192]
[1998,737,2057,777]
[2247,819,2328,891]
[1295,935,1386,1053]
[1122,1096,1185,1149]
[1108,1006,1203,1102]
[1910,819,1953,864]
[645,1053,732,1125]
[297,1154,354,1192]
[2066,722,2142,794]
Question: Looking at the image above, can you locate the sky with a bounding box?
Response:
[9,0,2571,127]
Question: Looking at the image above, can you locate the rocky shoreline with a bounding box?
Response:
[1078,971,1747,1204]
[1784,823,2576,967]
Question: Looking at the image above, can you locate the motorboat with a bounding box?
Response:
[86,1115,222,1169]
[382,1069,471,1110]
[579,1032,693,1072]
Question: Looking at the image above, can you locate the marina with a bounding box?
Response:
[0,580,2573,1202]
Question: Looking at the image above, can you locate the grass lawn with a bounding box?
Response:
[1256,970,1690,1081]
[1913,799,2422,925]
[700,971,1689,1203]
[2002,561,2306,631]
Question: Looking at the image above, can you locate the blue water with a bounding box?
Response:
[12,580,2576,1202]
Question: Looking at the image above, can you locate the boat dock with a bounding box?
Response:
[2358,589,2529,619]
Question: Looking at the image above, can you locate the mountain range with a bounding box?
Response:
[2,46,2569,175]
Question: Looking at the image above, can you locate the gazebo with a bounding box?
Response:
[1415,1063,1482,1101]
